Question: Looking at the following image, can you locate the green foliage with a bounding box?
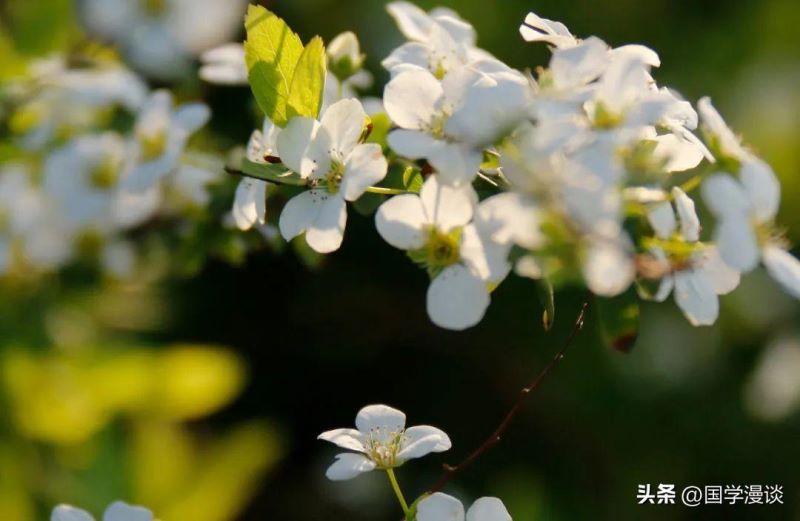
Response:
[402,166,424,193]
[596,289,640,353]
[241,159,304,186]
[244,5,326,127]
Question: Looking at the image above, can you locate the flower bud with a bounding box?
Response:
[327,31,364,81]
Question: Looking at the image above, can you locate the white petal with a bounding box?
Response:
[417,493,465,521]
[355,404,407,434]
[384,69,443,130]
[695,246,740,295]
[466,497,512,521]
[762,246,800,300]
[420,175,476,231]
[698,97,746,160]
[474,193,543,249]
[427,264,490,330]
[375,194,428,250]
[582,238,635,297]
[611,44,661,67]
[387,130,443,159]
[549,36,609,90]
[398,425,452,461]
[342,144,387,201]
[714,213,760,272]
[673,270,719,326]
[52,505,94,521]
[653,133,704,172]
[320,99,367,158]
[740,158,780,223]
[102,502,152,521]
[317,428,366,452]
[428,142,483,186]
[278,190,322,241]
[173,103,210,134]
[325,453,377,481]
[647,201,676,240]
[276,117,319,175]
[519,12,575,47]
[701,173,750,217]
[382,43,431,74]
[460,224,511,283]
[232,178,267,230]
[306,194,347,254]
[386,1,435,42]
[671,187,700,242]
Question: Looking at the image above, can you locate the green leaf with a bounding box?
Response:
[597,288,640,353]
[240,159,305,186]
[535,278,555,331]
[244,5,305,127]
[402,166,424,193]
[287,36,327,120]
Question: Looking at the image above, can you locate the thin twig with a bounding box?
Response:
[426,300,590,495]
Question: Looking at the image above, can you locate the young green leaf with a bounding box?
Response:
[596,289,640,353]
[287,36,327,120]
[244,5,304,127]
[535,278,555,331]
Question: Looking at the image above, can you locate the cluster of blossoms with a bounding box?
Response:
[221,1,799,330]
[1,55,221,277]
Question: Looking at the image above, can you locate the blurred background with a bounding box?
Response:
[1,0,800,520]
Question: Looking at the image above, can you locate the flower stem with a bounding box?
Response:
[386,468,410,515]
[365,186,409,196]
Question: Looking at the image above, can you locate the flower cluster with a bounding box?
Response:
[1,55,219,278]
[229,1,800,330]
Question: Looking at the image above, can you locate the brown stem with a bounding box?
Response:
[426,300,590,495]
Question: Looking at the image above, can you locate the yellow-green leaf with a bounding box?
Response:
[244,5,304,127]
[287,36,327,120]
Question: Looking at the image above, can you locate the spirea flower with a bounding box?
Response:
[232,117,282,231]
[51,501,152,521]
[318,404,451,481]
[416,493,512,521]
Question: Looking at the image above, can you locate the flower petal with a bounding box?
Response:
[474,193,544,249]
[417,493,465,521]
[714,213,760,272]
[375,194,428,250]
[320,99,367,158]
[427,264,490,330]
[397,425,452,460]
[173,103,210,134]
[306,194,347,254]
[278,190,323,242]
[673,270,719,326]
[232,178,267,230]
[386,1,435,42]
[52,505,94,521]
[428,142,483,186]
[387,130,443,160]
[325,453,376,481]
[102,501,152,521]
[672,187,700,242]
[466,497,512,521]
[582,237,635,297]
[762,246,800,300]
[420,175,476,231]
[647,201,676,240]
[342,144,388,201]
[317,428,366,452]
[695,246,740,295]
[701,173,750,217]
[355,404,407,434]
[276,117,319,175]
[460,224,511,283]
[384,69,443,130]
[382,42,431,74]
[740,158,780,223]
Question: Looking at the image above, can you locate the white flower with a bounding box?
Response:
[276,99,388,253]
[697,96,749,162]
[416,493,512,521]
[318,404,451,481]
[123,90,210,193]
[645,187,740,325]
[375,176,509,329]
[232,117,282,230]
[51,501,152,521]
[328,31,364,80]
[519,12,576,48]
[384,66,528,186]
[199,43,248,85]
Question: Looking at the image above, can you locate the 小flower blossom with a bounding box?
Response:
[123,90,211,193]
[199,43,249,85]
[327,31,365,81]
[384,66,529,186]
[318,404,451,481]
[644,187,740,325]
[232,117,282,231]
[51,501,152,521]
[375,176,510,329]
[416,493,512,521]
[276,99,388,253]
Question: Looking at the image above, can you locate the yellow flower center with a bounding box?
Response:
[593,102,623,129]
[408,226,462,278]
[364,428,405,468]
[89,157,119,189]
[9,105,43,136]
[325,161,345,194]
[138,128,167,161]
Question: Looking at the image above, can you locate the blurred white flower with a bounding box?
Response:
[199,43,248,85]
[276,99,387,253]
[416,493,512,521]
[744,336,800,422]
[52,501,152,521]
[232,117,283,231]
[644,187,740,325]
[376,176,509,329]
[318,404,451,481]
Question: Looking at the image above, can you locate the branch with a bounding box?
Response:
[426,300,590,495]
